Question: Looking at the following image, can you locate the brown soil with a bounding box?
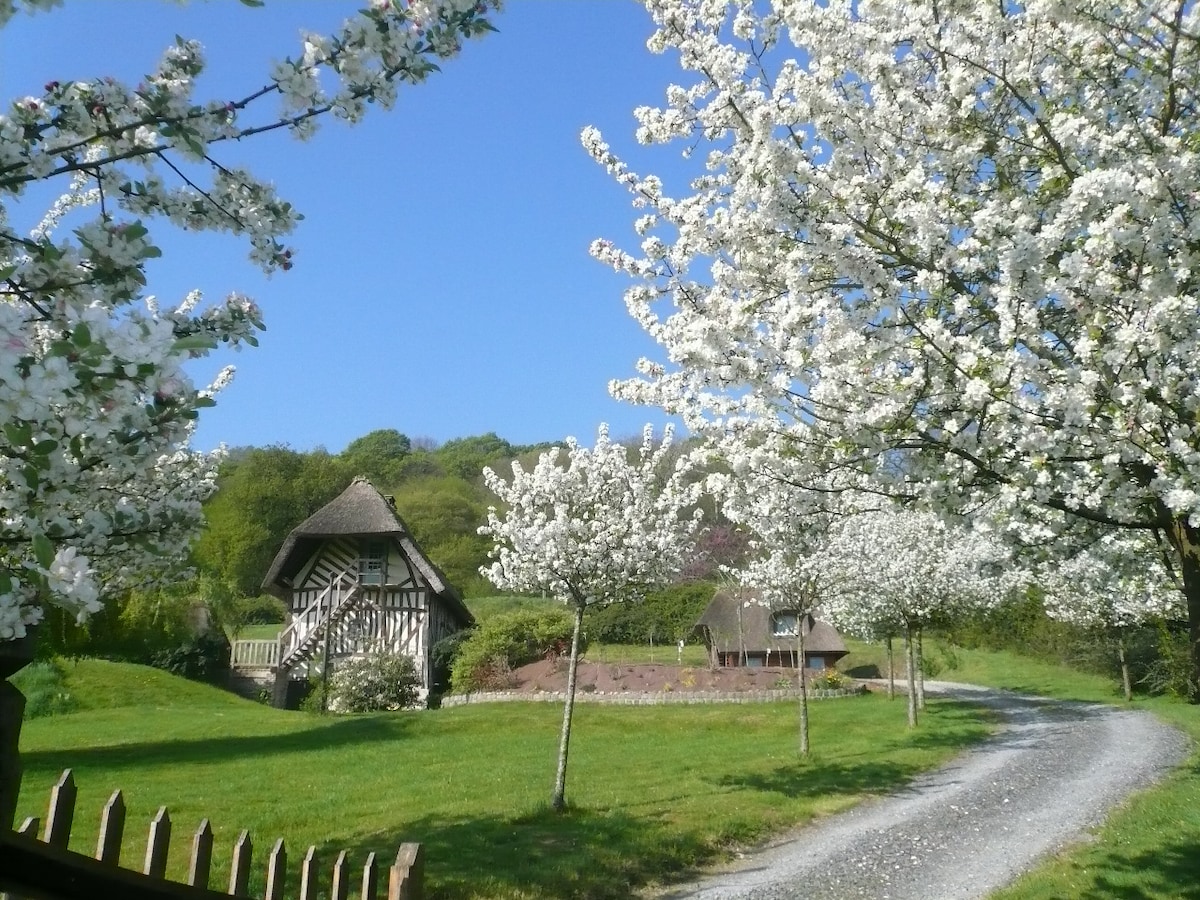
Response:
[508,658,808,694]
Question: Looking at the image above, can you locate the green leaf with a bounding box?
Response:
[4,422,32,447]
[193,396,217,408]
[0,572,11,595]
[32,439,58,456]
[32,533,54,569]
[172,335,218,352]
[239,0,265,5]
[72,323,92,348]
[22,466,39,492]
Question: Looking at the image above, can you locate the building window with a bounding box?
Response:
[771,611,800,637]
[807,656,826,670]
[358,541,386,585]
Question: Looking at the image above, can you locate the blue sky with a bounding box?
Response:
[2,1,694,453]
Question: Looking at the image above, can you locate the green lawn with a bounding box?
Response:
[15,658,990,899]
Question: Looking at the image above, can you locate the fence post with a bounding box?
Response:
[229,829,253,896]
[189,818,214,888]
[299,845,318,900]
[265,837,287,900]
[44,769,77,848]
[143,806,171,879]
[388,843,423,900]
[361,850,379,900]
[95,789,125,864]
[329,849,350,900]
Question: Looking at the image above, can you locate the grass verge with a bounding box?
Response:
[16,658,990,899]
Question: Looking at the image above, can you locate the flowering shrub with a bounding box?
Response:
[328,653,421,713]
[809,668,846,691]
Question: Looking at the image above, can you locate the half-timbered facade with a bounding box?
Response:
[260,477,473,706]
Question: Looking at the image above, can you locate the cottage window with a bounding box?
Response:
[358,542,387,585]
[771,611,800,637]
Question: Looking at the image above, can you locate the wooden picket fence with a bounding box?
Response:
[0,769,423,900]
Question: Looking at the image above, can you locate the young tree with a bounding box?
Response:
[818,508,1014,727]
[0,0,499,641]
[480,423,702,811]
[710,448,841,755]
[587,0,1200,699]
[1042,532,1184,700]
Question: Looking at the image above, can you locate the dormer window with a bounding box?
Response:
[771,611,800,637]
[359,541,386,585]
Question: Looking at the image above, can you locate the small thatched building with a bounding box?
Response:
[694,587,848,670]
[261,476,474,706]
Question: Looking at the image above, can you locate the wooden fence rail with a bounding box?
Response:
[0,769,422,900]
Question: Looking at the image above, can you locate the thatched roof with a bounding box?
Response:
[695,587,847,657]
[261,477,472,625]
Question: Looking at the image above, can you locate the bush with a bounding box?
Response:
[328,654,422,712]
[429,628,474,696]
[810,668,847,690]
[150,632,231,683]
[584,582,715,645]
[11,660,76,718]
[451,607,579,694]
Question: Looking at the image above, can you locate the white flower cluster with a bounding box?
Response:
[1041,532,1184,631]
[815,508,1019,640]
[479,423,703,608]
[587,0,1200,657]
[0,1,499,640]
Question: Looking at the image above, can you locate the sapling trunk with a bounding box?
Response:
[886,635,895,700]
[904,627,918,728]
[551,602,586,812]
[796,627,809,756]
[915,628,926,712]
[1118,635,1132,702]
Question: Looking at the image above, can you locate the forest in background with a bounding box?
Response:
[36,428,744,668]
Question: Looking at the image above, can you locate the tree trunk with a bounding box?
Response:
[0,628,36,829]
[1164,516,1200,703]
[796,628,809,756]
[886,635,895,700]
[915,628,926,712]
[1118,635,1132,702]
[904,626,918,728]
[551,603,586,812]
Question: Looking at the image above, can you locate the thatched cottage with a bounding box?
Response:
[261,477,473,706]
[694,587,848,670]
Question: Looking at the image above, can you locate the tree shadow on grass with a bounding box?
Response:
[328,805,714,900]
[1063,837,1200,900]
[713,756,925,801]
[21,713,411,774]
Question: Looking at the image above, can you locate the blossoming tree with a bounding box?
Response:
[586,0,1200,699]
[819,508,1014,727]
[1042,532,1184,700]
[710,441,844,754]
[480,423,702,811]
[0,0,498,641]
[0,0,498,829]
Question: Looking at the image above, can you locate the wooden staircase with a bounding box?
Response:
[272,572,363,706]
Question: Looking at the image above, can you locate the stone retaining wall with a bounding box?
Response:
[440,684,865,707]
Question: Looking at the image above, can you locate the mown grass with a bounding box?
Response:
[16,658,991,899]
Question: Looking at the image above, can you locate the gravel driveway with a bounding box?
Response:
[657,682,1190,900]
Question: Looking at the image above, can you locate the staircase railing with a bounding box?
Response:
[276,572,361,674]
